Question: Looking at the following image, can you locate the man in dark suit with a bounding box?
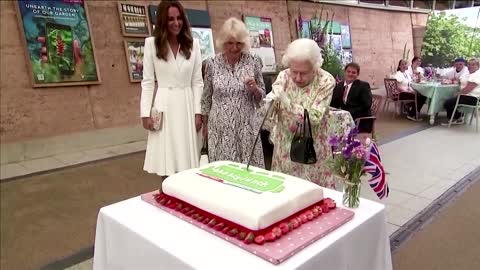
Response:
[330,62,373,133]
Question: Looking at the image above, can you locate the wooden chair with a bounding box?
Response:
[355,94,383,139]
[448,94,480,132]
[383,78,418,119]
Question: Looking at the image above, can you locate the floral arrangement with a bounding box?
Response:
[327,128,369,208]
[296,6,344,80]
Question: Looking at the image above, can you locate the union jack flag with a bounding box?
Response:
[363,142,389,199]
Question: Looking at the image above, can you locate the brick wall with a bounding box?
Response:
[0,0,427,143]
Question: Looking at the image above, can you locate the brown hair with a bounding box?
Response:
[345,62,360,73]
[397,59,407,71]
[154,0,193,61]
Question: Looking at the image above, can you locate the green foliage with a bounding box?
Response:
[422,12,480,67]
[322,45,344,80]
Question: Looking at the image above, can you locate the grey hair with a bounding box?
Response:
[282,38,324,68]
[215,17,251,53]
[468,58,479,66]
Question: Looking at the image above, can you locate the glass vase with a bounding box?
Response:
[342,180,361,208]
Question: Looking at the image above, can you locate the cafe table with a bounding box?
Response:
[411,82,460,124]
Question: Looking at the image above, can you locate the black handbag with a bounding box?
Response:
[290,109,317,164]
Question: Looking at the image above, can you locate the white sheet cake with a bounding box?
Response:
[162,161,324,231]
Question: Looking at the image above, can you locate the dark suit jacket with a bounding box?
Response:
[330,79,372,120]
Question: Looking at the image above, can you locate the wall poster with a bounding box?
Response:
[118,2,150,37]
[340,24,351,49]
[124,39,144,82]
[15,0,101,87]
[191,27,215,61]
[243,16,276,73]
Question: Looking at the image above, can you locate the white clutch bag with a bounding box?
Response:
[150,108,163,131]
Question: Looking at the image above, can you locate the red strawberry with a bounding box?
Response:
[265,232,276,242]
[272,227,282,238]
[254,235,265,245]
[321,204,330,213]
[228,228,239,237]
[324,198,333,204]
[299,214,308,223]
[154,193,164,201]
[202,217,210,224]
[207,218,217,227]
[181,207,191,214]
[327,200,336,209]
[222,226,230,234]
[175,203,183,211]
[186,209,196,216]
[191,213,200,219]
[279,223,290,234]
[158,197,167,205]
[288,221,294,230]
[291,218,300,229]
[305,210,314,221]
[243,232,255,244]
[166,199,173,205]
[237,232,247,240]
[167,203,176,209]
[315,205,323,215]
[214,222,225,231]
[196,215,204,221]
[312,208,319,217]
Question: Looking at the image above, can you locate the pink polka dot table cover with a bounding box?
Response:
[141,191,355,265]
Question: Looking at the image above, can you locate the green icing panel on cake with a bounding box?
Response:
[200,163,286,193]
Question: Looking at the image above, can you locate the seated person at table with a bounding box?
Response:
[443,57,469,84]
[330,62,372,133]
[407,56,424,82]
[395,59,427,121]
[442,58,480,125]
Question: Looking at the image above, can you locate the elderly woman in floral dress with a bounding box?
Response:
[266,38,336,187]
[201,18,266,167]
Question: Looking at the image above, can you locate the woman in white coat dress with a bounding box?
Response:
[140,0,203,185]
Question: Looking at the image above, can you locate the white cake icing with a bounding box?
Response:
[162,161,324,231]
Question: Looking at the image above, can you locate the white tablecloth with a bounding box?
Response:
[93,189,392,270]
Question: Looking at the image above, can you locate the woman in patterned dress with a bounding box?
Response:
[266,39,336,187]
[201,18,266,168]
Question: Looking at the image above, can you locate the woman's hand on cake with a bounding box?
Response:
[142,117,155,131]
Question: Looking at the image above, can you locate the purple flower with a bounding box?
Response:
[328,135,340,148]
[347,127,359,143]
[349,139,361,148]
[342,144,354,159]
[298,15,303,32]
[353,145,366,160]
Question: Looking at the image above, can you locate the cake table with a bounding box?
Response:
[93,188,392,270]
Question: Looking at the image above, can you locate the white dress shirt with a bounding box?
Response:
[444,66,469,81]
[407,66,424,81]
[395,71,412,92]
[466,69,480,98]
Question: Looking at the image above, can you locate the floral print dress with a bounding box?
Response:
[201,53,266,168]
[268,68,337,187]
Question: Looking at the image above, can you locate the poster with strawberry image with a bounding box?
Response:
[243,15,276,73]
[16,0,100,87]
